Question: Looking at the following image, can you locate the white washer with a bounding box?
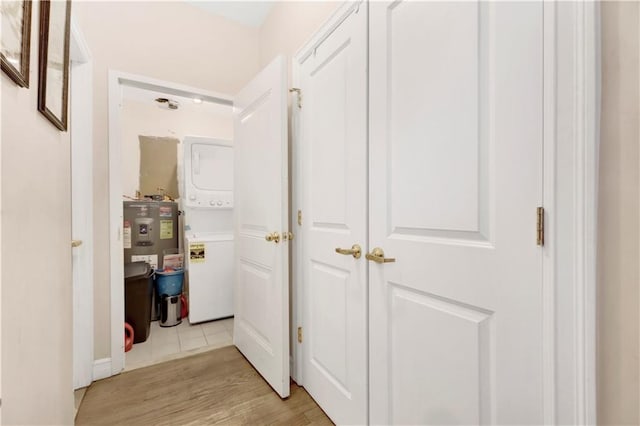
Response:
[185,233,234,323]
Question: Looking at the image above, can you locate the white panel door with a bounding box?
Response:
[233,55,290,398]
[299,4,368,425]
[369,2,544,424]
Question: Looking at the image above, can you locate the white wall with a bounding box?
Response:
[259,1,340,69]
[598,3,640,424]
[121,97,232,198]
[258,0,340,100]
[1,0,73,422]
[73,1,261,359]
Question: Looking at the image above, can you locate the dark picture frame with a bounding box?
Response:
[0,0,32,87]
[38,0,71,131]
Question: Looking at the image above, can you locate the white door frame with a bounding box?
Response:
[107,72,233,375]
[70,19,94,390]
[291,1,599,423]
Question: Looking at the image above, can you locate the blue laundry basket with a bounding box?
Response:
[155,268,184,296]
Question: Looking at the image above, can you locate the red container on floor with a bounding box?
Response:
[124,323,134,352]
[180,294,188,318]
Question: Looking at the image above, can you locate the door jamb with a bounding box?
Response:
[545,2,599,423]
[107,71,232,375]
[290,59,303,384]
[70,18,94,390]
[290,1,599,423]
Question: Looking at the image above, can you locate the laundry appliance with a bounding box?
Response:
[180,136,234,323]
[185,234,234,323]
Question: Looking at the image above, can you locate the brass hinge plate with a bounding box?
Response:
[289,88,302,108]
[297,326,303,343]
[537,207,545,246]
[297,210,302,226]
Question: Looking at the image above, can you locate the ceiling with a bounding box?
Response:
[184,1,274,27]
[122,85,232,115]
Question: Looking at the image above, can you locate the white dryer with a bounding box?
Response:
[181,136,233,210]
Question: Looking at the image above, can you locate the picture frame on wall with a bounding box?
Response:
[38,0,71,131]
[1,0,32,87]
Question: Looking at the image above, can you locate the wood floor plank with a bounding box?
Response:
[76,346,333,426]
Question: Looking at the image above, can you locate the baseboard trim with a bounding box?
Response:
[93,358,112,381]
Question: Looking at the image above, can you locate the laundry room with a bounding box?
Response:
[118,82,235,370]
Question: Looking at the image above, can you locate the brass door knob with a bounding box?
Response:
[365,247,395,263]
[282,231,294,241]
[265,232,281,243]
[335,244,362,259]
[71,240,83,248]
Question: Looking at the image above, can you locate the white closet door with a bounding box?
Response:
[233,55,290,398]
[299,3,368,424]
[369,2,544,424]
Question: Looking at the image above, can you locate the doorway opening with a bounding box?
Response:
[109,74,237,372]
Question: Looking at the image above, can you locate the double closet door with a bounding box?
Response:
[299,1,545,425]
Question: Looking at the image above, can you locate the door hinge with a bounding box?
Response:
[297,326,303,343]
[289,88,302,109]
[537,207,545,246]
[297,209,302,226]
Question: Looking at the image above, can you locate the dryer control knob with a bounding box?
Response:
[189,195,196,201]
[209,200,216,206]
[217,201,223,206]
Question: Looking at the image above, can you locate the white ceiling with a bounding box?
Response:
[184,1,274,27]
[122,85,232,115]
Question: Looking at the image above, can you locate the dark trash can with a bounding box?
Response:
[124,261,153,343]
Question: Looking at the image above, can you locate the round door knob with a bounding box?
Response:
[265,232,281,243]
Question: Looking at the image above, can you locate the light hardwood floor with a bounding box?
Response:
[76,346,332,425]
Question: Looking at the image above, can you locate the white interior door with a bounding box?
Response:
[299,4,368,424]
[71,27,94,390]
[369,2,544,424]
[233,55,290,398]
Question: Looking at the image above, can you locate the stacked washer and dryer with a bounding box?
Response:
[180,136,234,323]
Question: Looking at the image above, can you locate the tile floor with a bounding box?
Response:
[125,316,234,371]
